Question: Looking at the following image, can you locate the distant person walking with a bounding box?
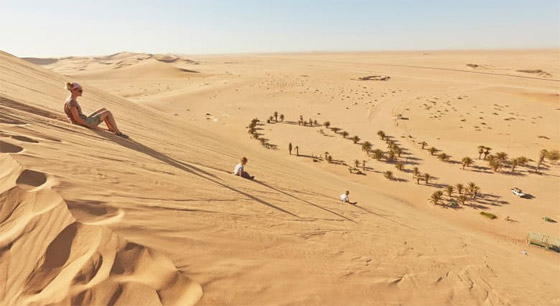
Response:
[340,190,357,205]
[63,82,129,138]
[288,142,293,155]
[234,157,254,180]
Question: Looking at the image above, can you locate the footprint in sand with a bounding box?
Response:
[66,200,124,225]
[0,140,24,153]
[16,169,48,190]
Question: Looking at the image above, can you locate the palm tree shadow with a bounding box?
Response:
[252,180,356,223]
[350,204,417,231]
[94,131,300,218]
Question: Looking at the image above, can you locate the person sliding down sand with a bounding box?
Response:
[340,190,357,205]
[63,82,129,138]
[234,157,254,180]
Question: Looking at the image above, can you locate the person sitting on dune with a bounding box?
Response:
[233,157,254,180]
[63,82,129,138]
[340,190,357,205]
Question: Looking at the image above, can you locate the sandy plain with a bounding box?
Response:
[1,49,559,305]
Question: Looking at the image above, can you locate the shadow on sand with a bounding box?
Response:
[95,131,300,218]
[253,180,355,223]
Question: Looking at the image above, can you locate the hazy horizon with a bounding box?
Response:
[2,0,559,58]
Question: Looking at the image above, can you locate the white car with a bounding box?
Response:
[511,188,526,197]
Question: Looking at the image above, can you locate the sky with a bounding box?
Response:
[1,0,559,57]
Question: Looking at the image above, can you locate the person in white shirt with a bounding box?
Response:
[234,157,254,180]
[340,190,357,205]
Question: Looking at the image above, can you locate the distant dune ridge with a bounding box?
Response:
[2,49,560,305]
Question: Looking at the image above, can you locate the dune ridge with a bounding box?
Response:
[0,151,202,306]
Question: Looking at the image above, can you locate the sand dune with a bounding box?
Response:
[3,49,560,305]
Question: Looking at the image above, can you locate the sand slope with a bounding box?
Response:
[3,49,560,305]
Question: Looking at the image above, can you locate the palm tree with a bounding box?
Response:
[511,156,528,173]
[537,149,548,172]
[429,191,443,205]
[248,126,256,134]
[354,159,360,167]
[251,118,260,125]
[331,127,340,134]
[327,155,332,163]
[458,194,468,206]
[496,152,508,163]
[483,147,491,160]
[446,185,454,198]
[372,149,384,160]
[416,174,422,184]
[395,147,403,158]
[461,157,473,170]
[396,161,404,171]
[377,130,386,140]
[438,153,450,162]
[424,173,431,185]
[472,186,480,199]
[341,131,349,138]
[279,114,284,122]
[429,147,437,155]
[412,167,419,177]
[387,150,396,162]
[467,182,478,199]
[456,183,464,195]
[489,158,501,172]
[324,121,331,129]
[361,142,372,153]
[477,145,485,159]
[274,111,278,122]
[352,136,360,144]
[384,171,393,180]
[421,141,427,150]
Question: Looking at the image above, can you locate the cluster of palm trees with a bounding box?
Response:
[247,118,272,149]
[482,151,530,173]
[298,115,318,126]
[411,167,431,185]
[322,121,361,143]
[419,141,439,157]
[429,182,480,206]
[477,147,559,174]
[247,118,260,137]
[477,146,492,160]
[268,111,284,123]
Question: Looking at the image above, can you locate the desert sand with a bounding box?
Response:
[1,49,559,305]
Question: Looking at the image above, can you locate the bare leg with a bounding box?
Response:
[99,111,121,134]
[104,117,115,132]
[91,108,107,116]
